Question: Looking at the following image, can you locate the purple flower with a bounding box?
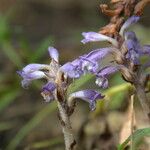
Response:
[81,32,118,46]
[96,66,118,88]
[41,82,56,102]
[69,90,104,111]
[124,31,150,65]
[17,47,60,89]
[60,59,83,78]
[80,47,113,73]
[17,70,47,88]
[141,45,150,55]
[120,16,140,36]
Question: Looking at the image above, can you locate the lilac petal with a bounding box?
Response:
[120,16,140,36]
[48,47,59,62]
[21,64,49,73]
[18,70,46,80]
[60,62,83,78]
[80,47,112,73]
[124,32,141,64]
[21,79,32,89]
[41,82,56,102]
[97,66,118,77]
[141,45,150,55]
[81,32,118,46]
[69,90,104,111]
[42,82,56,92]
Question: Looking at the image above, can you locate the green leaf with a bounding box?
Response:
[118,128,150,150]
[0,89,20,112]
[6,102,57,150]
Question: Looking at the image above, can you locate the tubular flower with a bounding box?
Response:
[17,47,104,110]
[69,90,104,111]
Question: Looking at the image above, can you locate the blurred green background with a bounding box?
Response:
[0,0,150,149]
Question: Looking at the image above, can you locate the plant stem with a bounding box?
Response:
[134,83,150,121]
[57,101,76,150]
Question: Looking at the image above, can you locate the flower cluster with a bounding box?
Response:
[17,47,104,111]
[17,15,150,111]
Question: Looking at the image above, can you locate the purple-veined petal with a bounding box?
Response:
[20,64,49,73]
[60,62,83,78]
[120,16,140,36]
[41,82,56,102]
[69,90,104,111]
[48,47,59,62]
[97,66,118,77]
[81,32,118,46]
[80,47,113,73]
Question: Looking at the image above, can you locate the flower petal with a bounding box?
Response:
[69,90,104,111]
[97,66,118,77]
[95,77,108,89]
[48,47,59,62]
[120,16,140,36]
[124,32,141,64]
[18,70,46,80]
[60,62,83,78]
[81,32,118,46]
[41,82,56,102]
[80,47,113,72]
[21,79,32,89]
[95,66,118,88]
[20,64,49,73]
[141,45,150,55]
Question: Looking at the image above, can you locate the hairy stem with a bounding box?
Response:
[134,83,150,121]
[57,101,76,150]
